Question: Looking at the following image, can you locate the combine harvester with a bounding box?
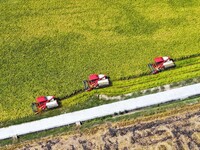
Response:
[148,56,176,74]
[31,96,59,114]
[83,74,110,91]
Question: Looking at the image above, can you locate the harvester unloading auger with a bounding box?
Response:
[148,56,176,74]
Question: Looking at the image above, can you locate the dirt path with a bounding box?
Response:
[5,104,200,150]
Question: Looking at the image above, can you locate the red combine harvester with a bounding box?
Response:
[83,74,110,91]
[148,56,176,74]
[31,96,59,113]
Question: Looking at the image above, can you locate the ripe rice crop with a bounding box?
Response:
[1,0,200,123]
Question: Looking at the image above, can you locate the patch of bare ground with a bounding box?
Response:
[4,103,200,150]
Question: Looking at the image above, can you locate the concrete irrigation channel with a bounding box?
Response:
[0,83,200,140]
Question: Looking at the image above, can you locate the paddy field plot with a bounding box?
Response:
[0,0,200,123]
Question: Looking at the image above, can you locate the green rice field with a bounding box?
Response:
[0,0,200,124]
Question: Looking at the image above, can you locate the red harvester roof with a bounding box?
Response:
[89,74,99,81]
[36,96,47,103]
[154,57,164,63]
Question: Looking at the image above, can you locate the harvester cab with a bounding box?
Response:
[83,74,110,91]
[148,56,176,74]
[31,96,59,113]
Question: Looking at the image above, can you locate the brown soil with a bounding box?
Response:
[4,104,200,150]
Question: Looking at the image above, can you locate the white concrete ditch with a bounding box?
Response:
[0,83,199,140]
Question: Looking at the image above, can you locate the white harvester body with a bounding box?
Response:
[46,100,59,109]
[163,60,175,68]
[97,79,110,87]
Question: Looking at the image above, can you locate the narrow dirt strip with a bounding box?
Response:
[0,83,200,140]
